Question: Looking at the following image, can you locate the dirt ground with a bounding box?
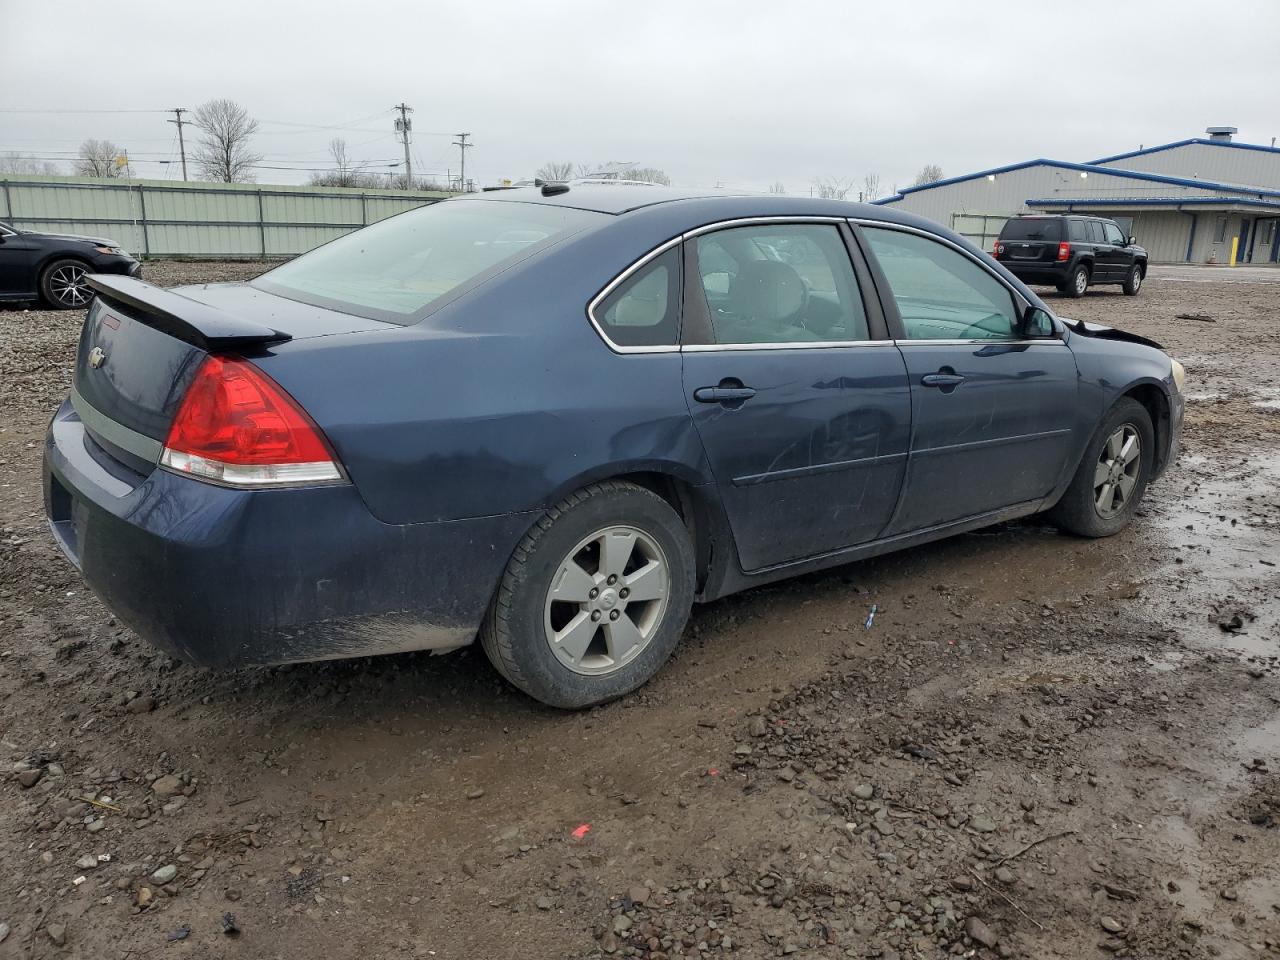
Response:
[2,261,1279,960]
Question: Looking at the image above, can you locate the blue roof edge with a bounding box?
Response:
[877,157,1280,203]
[1090,138,1280,164]
[1027,196,1280,210]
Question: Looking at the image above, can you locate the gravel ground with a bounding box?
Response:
[1,261,1279,959]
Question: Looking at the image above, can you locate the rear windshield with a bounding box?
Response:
[998,218,1062,241]
[252,200,606,324]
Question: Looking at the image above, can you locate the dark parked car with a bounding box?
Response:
[993,215,1147,298]
[43,187,1184,708]
[0,220,141,309]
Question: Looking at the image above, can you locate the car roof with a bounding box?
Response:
[461,184,940,232]
[465,183,746,215]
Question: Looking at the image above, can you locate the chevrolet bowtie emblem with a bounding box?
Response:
[88,346,107,369]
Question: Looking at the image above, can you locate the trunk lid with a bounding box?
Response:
[73,277,395,474]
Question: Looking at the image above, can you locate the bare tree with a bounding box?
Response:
[536,161,575,181]
[768,181,786,195]
[913,163,944,186]
[814,177,854,200]
[0,152,61,175]
[861,173,882,201]
[74,139,127,178]
[618,166,671,185]
[308,138,380,188]
[575,162,600,178]
[191,99,262,183]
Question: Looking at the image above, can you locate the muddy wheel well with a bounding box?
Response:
[613,472,713,592]
[1123,383,1171,474]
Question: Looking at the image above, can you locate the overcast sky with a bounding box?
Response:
[2,0,1278,193]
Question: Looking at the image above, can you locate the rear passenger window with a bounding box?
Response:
[1087,221,1105,243]
[1069,220,1089,242]
[862,227,1019,341]
[693,224,869,345]
[594,247,681,348]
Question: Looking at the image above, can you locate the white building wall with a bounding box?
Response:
[1094,143,1280,191]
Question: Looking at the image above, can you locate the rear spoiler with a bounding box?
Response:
[86,275,291,350]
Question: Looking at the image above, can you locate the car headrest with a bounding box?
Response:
[727,260,807,325]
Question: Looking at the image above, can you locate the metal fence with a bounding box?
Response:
[0,174,450,259]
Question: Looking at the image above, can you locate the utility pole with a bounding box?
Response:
[453,133,472,192]
[394,103,413,189]
[168,107,189,181]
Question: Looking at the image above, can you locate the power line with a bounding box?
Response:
[0,108,170,114]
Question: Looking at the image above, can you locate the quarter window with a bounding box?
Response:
[1068,220,1089,242]
[594,247,681,348]
[862,227,1019,341]
[693,224,869,345]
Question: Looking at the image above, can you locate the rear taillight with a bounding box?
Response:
[1057,242,1071,261]
[160,355,344,488]
[993,241,1003,258]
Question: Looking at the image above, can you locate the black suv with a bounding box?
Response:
[993,215,1147,298]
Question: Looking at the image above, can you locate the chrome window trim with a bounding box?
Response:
[585,234,684,355]
[682,340,897,353]
[892,338,1067,347]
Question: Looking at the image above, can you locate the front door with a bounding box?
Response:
[856,223,1080,535]
[0,226,37,298]
[681,221,912,571]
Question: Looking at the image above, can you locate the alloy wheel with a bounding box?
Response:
[49,264,90,307]
[1094,424,1141,518]
[1074,269,1088,296]
[543,524,670,676]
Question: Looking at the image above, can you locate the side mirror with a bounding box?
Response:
[1022,306,1057,339]
[1128,236,1136,246]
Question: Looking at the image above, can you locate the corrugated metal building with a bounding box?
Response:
[0,175,450,258]
[877,128,1280,265]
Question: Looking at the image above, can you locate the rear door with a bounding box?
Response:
[1097,221,1130,279]
[680,220,911,571]
[856,222,1079,535]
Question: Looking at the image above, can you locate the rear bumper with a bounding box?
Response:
[42,398,532,668]
[999,261,1071,285]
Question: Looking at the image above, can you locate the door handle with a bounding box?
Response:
[921,373,966,388]
[694,386,756,403]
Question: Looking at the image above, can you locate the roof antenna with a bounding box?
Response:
[533,177,570,197]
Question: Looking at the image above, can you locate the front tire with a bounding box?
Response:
[480,481,695,709]
[1063,264,1090,299]
[39,258,93,310]
[1122,263,1144,296]
[1047,398,1154,537]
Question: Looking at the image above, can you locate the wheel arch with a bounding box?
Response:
[538,462,733,599]
[1120,379,1172,475]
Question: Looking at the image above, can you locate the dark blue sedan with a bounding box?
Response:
[43,185,1184,708]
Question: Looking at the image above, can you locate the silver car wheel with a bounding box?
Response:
[1094,424,1141,518]
[49,264,90,307]
[543,524,670,676]
[1074,268,1088,296]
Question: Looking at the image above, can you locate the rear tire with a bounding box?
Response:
[1122,263,1144,296]
[1063,264,1089,298]
[479,481,695,709]
[1047,397,1154,538]
[39,258,93,310]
